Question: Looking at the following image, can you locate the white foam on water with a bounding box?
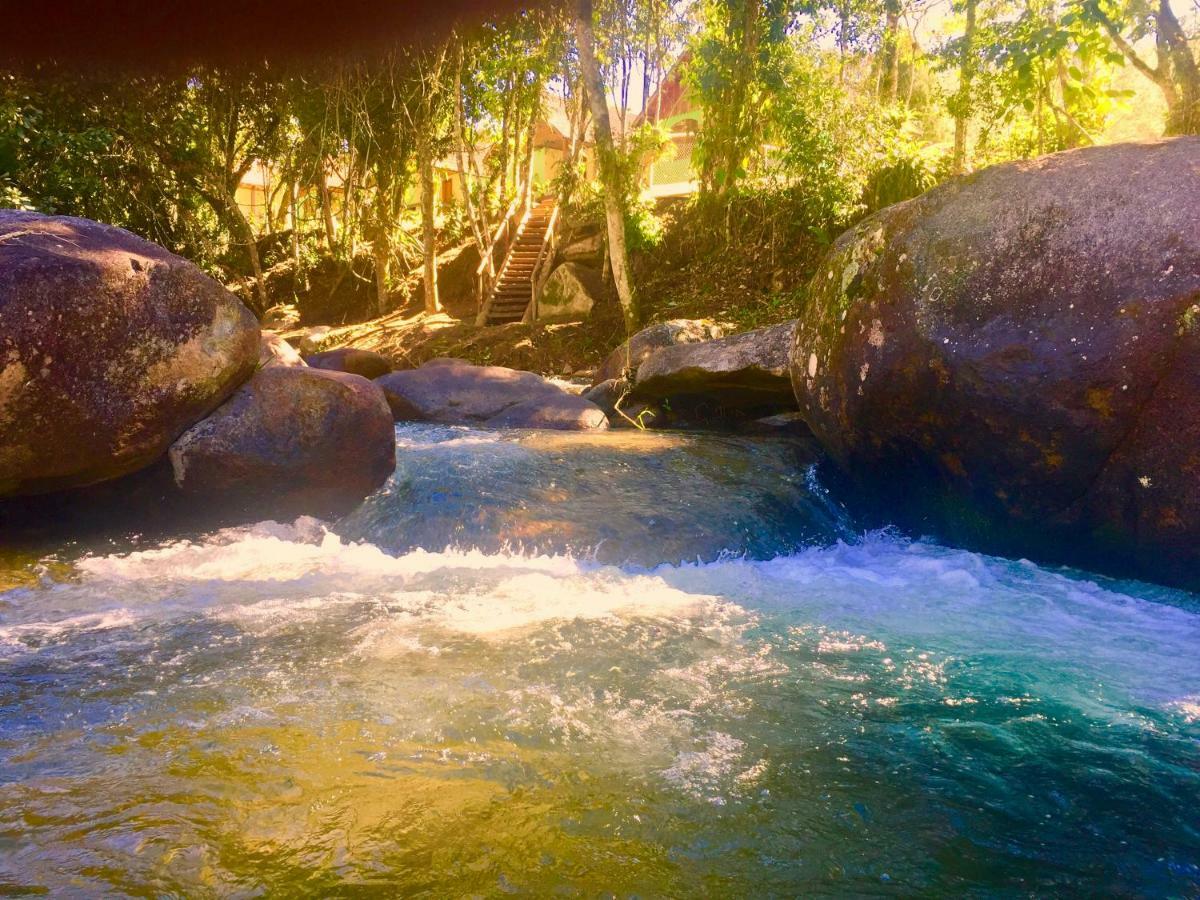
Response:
[0,608,139,654]
[75,517,583,585]
[1171,697,1200,723]
[4,522,1200,731]
[422,569,720,636]
[661,731,769,804]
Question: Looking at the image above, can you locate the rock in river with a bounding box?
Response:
[632,321,798,422]
[0,211,259,496]
[593,319,723,385]
[789,138,1200,587]
[487,393,610,431]
[305,347,393,379]
[376,360,607,430]
[169,367,396,516]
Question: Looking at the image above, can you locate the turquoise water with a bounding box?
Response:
[1,426,1198,895]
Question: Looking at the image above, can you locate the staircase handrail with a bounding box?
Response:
[475,184,532,316]
[526,200,561,324]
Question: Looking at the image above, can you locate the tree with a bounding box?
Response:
[409,42,452,314]
[156,70,287,313]
[333,54,423,315]
[689,0,792,198]
[880,0,904,101]
[1080,0,1200,134]
[950,0,979,173]
[575,0,639,330]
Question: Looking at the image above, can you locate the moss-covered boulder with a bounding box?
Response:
[0,211,259,497]
[789,138,1200,586]
[536,262,602,321]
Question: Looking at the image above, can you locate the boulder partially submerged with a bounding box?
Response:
[376,360,607,430]
[169,367,396,516]
[789,138,1200,587]
[593,319,723,385]
[487,393,609,430]
[0,211,259,496]
[632,320,797,422]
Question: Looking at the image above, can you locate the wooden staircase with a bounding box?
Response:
[481,198,558,326]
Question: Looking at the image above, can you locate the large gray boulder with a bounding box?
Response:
[0,211,259,496]
[560,231,603,264]
[789,138,1200,588]
[537,262,603,321]
[168,367,395,516]
[376,360,606,430]
[632,321,798,421]
[593,319,724,385]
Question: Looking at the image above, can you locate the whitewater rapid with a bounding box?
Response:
[2,425,1198,894]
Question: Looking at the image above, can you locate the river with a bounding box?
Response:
[1,425,1198,894]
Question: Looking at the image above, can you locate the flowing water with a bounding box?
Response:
[1,425,1198,896]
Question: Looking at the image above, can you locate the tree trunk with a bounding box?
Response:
[500,93,512,201]
[289,179,302,293]
[420,143,441,315]
[223,193,268,314]
[372,227,390,317]
[317,164,337,252]
[952,0,977,175]
[1157,0,1200,134]
[881,0,902,102]
[510,103,524,197]
[641,34,652,119]
[455,41,491,266]
[523,106,537,206]
[838,0,851,84]
[1093,0,1198,135]
[720,0,761,198]
[574,0,638,332]
[371,166,393,317]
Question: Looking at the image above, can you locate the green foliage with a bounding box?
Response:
[559,121,668,252]
[688,0,794,197]
[0,0,1181,330]
[624,201,665,252]
[937,0,1126,161]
